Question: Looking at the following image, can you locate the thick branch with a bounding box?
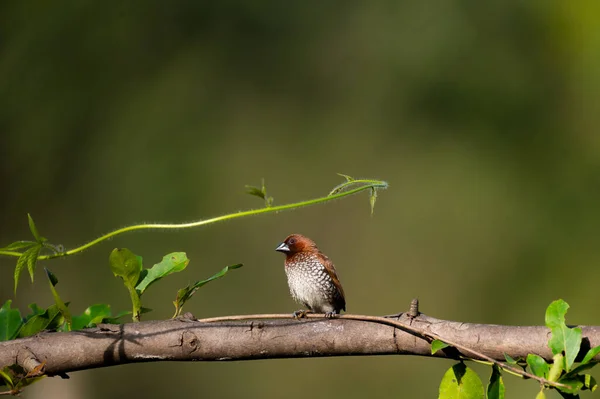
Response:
[2,313,600,377]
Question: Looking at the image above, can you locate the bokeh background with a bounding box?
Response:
[1,1,600,398]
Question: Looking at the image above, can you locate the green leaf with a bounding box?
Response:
[527,354,549,379]
[0,364,46,391]
[0,241,37,251]
[0,367,15,389]
[109,249,144,322]
[561,361,598,381]
[28,213,46,243]
[109,248,142,287]
[72,304,113,330]
[556,392,580,399]
[18,305,64,337]
[0,301,23,341]
[503,353,518,365]
[545,299,582,372]
[22,304,45,324]
[557,377,584,394]
[102,310,133,324]
[15,375,46,390]
[487,365,505,399]
[581,345,600,365]
[13,244,42,293]
[245,185,266,200]
[173,263,243,317]
[245,179,273,207]
[582,374,597,391]
[535,390,546,399]
[431,339,449,354]
[26,245,42,283]
[135,252,189,295]
[45,268,72,330]
[548,353,564,382]
[109,248,142,322]
[545,299,568,331]
[438,363,485,399]
[369,187,377,215]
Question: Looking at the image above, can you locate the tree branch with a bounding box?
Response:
[2,312,600,379]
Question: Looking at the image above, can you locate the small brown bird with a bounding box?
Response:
[275,234,346,317]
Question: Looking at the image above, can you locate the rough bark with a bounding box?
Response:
[2,313,600,377]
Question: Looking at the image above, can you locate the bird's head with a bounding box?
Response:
[275,234,317,256]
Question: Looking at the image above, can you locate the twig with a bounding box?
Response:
[197,313,568,390]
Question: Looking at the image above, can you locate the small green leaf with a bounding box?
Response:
[557,377,584,394]
[245,179,273,207]
[22,304,45,327]
[15,374,46,390]
[503,353,518,365]
[72,304,113,330]
[545,299,582,372]
[581,345,600,365]
[109,248,142,287]
[102,310,133,324]
[45,268,58,286]
[265,196,274,208]
[26,245,42,283]
[431,339,449,354]
[136,252,189,295]
[438,363,484,399]
[487,365,505,399]
[535,390,546,399]
[558,373,598,394]
[0,363,46,391]
[14,244,42,294]
[245,185,266,199]
[0,301,23,341]
[0,367,15,389]
[582,374,597,391]
[109,249,143,322]
[369,187,377,215]
[336,173,355,182]
[527,354,549,379]
[45,269,71,330]
[561,361,598,381]
[27,214,45,243]
[0,241,37,251]
[548,353,564,382]
[173,263,243,317]
[545,299,569,330]
[18,305,64,338]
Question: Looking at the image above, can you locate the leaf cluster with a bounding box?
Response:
[1,214,65,293]
[434,299,599,399]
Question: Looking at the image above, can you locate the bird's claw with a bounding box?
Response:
[292,310,311,319]
[325,311,338,318]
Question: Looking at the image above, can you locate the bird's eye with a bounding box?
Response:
[288,238,296,245]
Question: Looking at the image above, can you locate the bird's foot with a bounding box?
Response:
[292,310,311,319]
[324,310,339,318]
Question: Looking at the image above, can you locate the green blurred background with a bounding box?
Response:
[1,1,600,398]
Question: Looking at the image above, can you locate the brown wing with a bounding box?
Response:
[316,252,346,312]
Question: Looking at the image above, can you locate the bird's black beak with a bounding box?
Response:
[275,242,290,253]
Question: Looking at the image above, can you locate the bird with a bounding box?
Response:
[275,234,346,318]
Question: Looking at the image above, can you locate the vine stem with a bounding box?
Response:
[0,180,387,261]
[196,312,569,390]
